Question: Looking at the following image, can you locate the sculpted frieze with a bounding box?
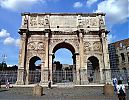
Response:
[27,42,46,52]
[27,42,36,50]
[78,16,98,28]
[38,16,45,26]
[84,42,91,53]
[99,18,105,29]
[93,41,102,52]
[29,15,49,27]
[37,42,45,51]
[30,16,37,26]
[50,39,63,45]
[90,18,98,26]
[28,35,45,41]
[23,16,28,26]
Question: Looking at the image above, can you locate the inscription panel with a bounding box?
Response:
[50,15,77,28]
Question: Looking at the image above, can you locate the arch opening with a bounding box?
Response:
[29,56,41,84]
[52,42,76,84]
[87,56,100,83]
[121,53,125,62]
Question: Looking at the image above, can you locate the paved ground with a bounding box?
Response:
[0,86,128,100]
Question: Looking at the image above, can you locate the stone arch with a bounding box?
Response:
[29,56,41,70]
[85,54,104,69]
[51,42,76,83]
[52,42,75,54]
[52,42,76,66]
[49,40,79,55]
[87,56,100,83]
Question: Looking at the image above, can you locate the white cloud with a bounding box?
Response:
[96,0,128,27]
[0,0,45,11]
[107,34,116,44]
[15,39,20,47]
[86,0,98,7]
[73,2,83,8]
[0,29,20,46]
[0,29,10,38]
[4,37,20,46]
[4,37,15,45]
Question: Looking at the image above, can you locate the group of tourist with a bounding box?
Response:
[113,77,129,100]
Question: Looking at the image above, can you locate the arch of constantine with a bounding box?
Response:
[16,13,111,85]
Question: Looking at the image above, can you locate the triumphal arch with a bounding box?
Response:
[16,13,111,85]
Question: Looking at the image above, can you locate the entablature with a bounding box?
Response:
[19,13,106,34]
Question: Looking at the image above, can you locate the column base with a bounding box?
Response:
[16,69,25,85]
[40,69,49,85]
[80,68,89,85]
[15,80,24,85]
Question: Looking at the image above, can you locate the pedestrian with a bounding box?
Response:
[48,80,51,89]
[0,80,1,88]
[116,80,126,100]
[128,77,129,89]
[5,79,10,89]
[113,77,117,94]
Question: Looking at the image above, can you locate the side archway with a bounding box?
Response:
[29,56,42,84]
[87,56,100,83]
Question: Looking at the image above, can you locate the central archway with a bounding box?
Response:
[52,42,76,84]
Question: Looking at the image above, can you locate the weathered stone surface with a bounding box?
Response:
[103,84,114,96]
[17,13,111,85]
[33,84,43,96]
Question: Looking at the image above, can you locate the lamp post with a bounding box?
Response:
[1,54,7,70]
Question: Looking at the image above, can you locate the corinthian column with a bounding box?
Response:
[101,32,111,84]
[79,32,84,68]
[41,32,49,84]
[16,32,27,85]
[45,33,49,69]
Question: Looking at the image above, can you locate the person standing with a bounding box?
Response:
[5,79,10,89]
[48,80,51,89]
[116,80,126,100]
[113,77,117,94]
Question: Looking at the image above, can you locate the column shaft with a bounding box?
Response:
[16,33,27,85]
[101,32,111,83]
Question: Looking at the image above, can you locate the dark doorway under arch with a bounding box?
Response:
[29,56,41,84]
[87,56,100,83]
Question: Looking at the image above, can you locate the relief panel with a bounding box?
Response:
[93,41,102,52]
[84,42,91,53]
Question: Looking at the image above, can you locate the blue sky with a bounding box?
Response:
[0,0,128,65]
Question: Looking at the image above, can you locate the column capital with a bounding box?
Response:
[49,53,54,56]
[79,32,83,38]
[45,32,49,37]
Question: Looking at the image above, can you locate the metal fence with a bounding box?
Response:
[110,69,129,84]
[0,69,128,85]
[0,70,17,84]
[29,70,41,84]
[52,70,74,84]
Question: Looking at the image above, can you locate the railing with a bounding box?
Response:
[29,70,41,84]
[0,69,128,85]
[52,70,74,84]
[0,70,17,84]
